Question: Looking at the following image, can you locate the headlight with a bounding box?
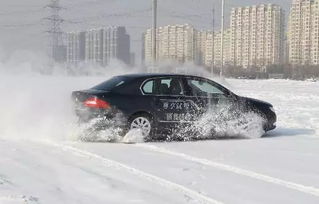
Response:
[270,107,275,113]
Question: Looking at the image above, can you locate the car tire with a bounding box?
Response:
[128,114,154,140]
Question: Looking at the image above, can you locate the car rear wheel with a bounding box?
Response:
[129,114,153,139]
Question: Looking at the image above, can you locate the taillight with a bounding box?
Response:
[83,97,110,109]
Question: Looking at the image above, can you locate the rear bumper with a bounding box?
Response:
[75,107,108,123]
[74,106,127,124]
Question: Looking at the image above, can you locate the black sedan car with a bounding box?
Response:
[72,73,276,139]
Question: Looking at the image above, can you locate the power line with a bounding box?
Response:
[0,21,42,28]
[63,0,114,9]
[66,8,151,25]
[0,8,43,16]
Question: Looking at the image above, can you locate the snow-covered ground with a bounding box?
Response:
[0,75,318,204]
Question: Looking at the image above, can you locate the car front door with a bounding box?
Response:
[182,77,234,119]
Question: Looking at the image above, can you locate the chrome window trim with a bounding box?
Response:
[139,76,230,99]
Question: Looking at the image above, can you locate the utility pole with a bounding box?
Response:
[220,0,225,77]
[45,0,64,63]
[211,4,215,77]
[152,0,158,72]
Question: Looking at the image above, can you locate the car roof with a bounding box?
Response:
[118,73,206,80]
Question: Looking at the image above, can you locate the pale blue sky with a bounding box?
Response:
[0,0,291,57]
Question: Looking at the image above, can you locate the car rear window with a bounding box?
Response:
[92,77,126,91]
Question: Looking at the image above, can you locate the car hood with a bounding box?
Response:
[241,96,273,107]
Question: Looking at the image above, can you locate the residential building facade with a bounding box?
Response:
[204,29,232,68]
[230,4,285,68]
[66,26,131,66]
[143,24,197,65]
[66,32,85,65]
[143,4,284,70]
[288,0,319,65]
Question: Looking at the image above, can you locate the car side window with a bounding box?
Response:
[143,80,154,94]
[142,78,184,96]
[187,79,225,97]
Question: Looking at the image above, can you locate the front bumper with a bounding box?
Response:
[264,122,276,131]
[263,108,277,131]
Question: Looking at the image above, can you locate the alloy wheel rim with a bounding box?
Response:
[130,117,151,136]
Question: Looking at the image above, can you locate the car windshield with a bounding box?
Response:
[92,77,126,91]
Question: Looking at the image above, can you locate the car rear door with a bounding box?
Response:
[141,77,199,123]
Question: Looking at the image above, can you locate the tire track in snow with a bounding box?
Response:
[0,195,31,204]
[50,142,223,204]
[136,144,319,198]
[0,177,6,185]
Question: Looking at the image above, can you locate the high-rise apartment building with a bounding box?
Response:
[230,4,285,68]
[85,29,103,64]
[288,0,319,65]
[143,4,284,70]
[143,24,197,65]
[66,32,86,65]
[204,29,232,68]
[195,30,209,66]
[66,26,131,66]
[143,29,153,65]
